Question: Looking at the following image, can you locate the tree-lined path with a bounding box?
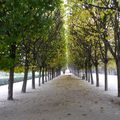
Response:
[1,0,120,119]
[0,75,120,120]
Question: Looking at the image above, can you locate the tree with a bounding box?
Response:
[0,0,64,100]
[82,0,120,96]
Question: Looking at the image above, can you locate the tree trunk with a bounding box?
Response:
[45,68,47,82]
[114,2,120,97]
[8,67,14,100]
[87,70,90,82]
[32,68,35,89]
[42,67,44,84]
[85,65,88,81]
[47,69,50,81]
[58,68,61,76]
[52,68,55,79]
[104,62,108,91]
[21,62,29,93]
[8,44,16,100]
[95,65,99,87]
[39,67,41,86]
[90,67,94,84]
[116,58,120,97]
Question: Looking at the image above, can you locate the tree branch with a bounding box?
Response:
[85,3,120,11]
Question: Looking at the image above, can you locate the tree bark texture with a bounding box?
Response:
[95,65,99,87]
[42,68,44,84]
[32,68,35,89]
[8,44,16,100]
[8,67,14,100]
[22,64,29,93]
[39,68,41,86]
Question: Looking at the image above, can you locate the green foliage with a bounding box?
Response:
[0,57,14,69]
[0,0,66,72]
[67,0,118,70]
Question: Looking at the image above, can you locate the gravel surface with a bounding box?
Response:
[0,74,120,120]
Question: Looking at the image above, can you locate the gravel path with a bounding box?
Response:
[0,74,120,120]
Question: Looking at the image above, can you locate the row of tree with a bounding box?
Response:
[0,0,66,100]
[67,0,120,96]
